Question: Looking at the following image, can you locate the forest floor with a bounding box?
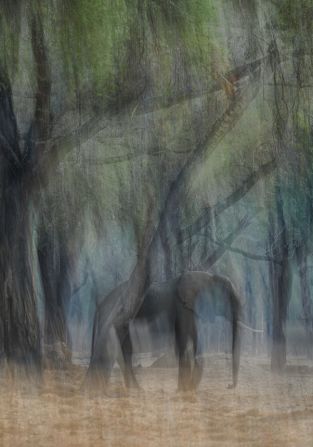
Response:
[0,354,313,446]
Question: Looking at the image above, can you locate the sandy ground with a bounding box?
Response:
[0,355,313,447]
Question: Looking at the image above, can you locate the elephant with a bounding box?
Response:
[120,271,244,390]
[90,271,249,391]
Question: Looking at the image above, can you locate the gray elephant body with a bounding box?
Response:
[90,271,243,390]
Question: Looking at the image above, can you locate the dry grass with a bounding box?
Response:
[0,355,313,446]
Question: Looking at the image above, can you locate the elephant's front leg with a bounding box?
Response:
[116,324,141,389]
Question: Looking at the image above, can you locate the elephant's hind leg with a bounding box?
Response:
[84,335,115,392]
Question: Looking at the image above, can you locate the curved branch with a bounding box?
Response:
[197,216,252,270]
[177,158,276,246]
[211,241,281,265]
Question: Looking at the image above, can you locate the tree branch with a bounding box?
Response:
[156,52,268,247]
[32,53,271,180]
[177,158,276,246]
[211,240,282,265]
[196,216,252,270]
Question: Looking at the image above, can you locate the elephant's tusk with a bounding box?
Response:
[237,320,264,333]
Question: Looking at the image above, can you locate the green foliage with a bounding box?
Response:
[47,0,217,98]
[0,0,218,104]
[0,0,22,75]
[51,0,128,95]
[273,0,313,34]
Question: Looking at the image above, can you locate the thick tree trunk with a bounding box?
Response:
[0,174,41,373]
[269,187,291,372]
[296,246,313,359]
[245,260,257,355]
[38,237,70,346]
[270,256,289,371]
[37,231,73,368]
[0,62,42,373]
